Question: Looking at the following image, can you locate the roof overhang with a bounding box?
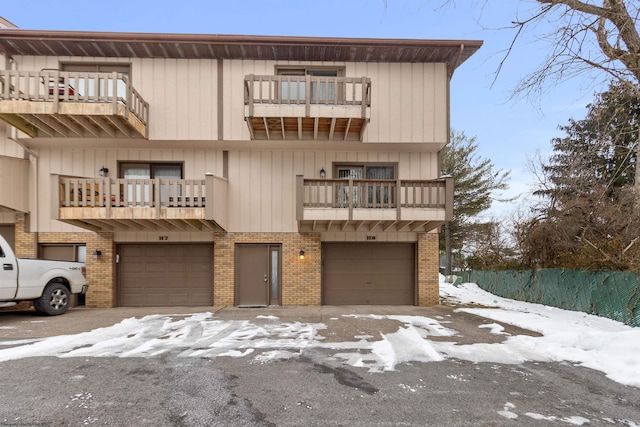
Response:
[0,29,482,72]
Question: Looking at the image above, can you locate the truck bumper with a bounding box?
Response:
[80,285,88,294]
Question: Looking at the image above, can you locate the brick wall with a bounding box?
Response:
[213,232,321,306]
[14,218,115,308]
[14,214,36,258]
[13,221,438,308]
[417,232,440,306]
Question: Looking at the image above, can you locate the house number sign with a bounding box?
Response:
[158,236,169,241]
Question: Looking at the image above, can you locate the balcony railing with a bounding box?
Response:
[244,75,371,116]
[296,176,453,232]
[0,70,149,137]
[244,75,371,141]
[53,175,228,232]
[59,178,207,209]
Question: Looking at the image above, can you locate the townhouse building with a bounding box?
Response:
[0,24,481,308]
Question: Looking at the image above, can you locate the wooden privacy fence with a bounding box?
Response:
[0,70,149,126]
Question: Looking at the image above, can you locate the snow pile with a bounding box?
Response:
[440,276,640,387]
[0,276,638,388]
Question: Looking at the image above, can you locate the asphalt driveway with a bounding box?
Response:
[0,305,639,426]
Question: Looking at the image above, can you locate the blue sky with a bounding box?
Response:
[2,0,604,218]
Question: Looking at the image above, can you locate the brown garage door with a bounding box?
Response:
[118,244,213,307]
[323,243,415,305]
[0,225,15,251]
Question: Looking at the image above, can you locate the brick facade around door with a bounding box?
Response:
[12,217,439,308]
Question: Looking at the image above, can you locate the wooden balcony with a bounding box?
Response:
[52,174,228,232]
[244,75,371,141]
[0,70,149,139]
[296,176,453,232]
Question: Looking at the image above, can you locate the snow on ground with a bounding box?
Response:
[0,276,638,390]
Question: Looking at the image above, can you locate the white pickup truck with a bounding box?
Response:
[0,235,88,315]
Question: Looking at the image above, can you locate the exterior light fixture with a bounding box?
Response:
[299,250,305,260]
[319,167,326,179]
[99,166,109,177]
[92,250,102,259]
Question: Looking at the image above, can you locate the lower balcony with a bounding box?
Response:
[296,176,453,232]
[52,174,228,232]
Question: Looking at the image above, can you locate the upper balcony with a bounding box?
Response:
[0,70,149,139]
[52,174,228,232]
[296,176,453,233]
[244,75,371,141]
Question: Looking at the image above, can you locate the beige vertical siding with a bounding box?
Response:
[0,122,26,158]
[10,55,446,143]
[35,148,222,232]
[224,60,448,144]
[33,147,437,233]
[227,149,438,232]
[0,155,29,212]
[11,55,219,141]
[0,212,16,223]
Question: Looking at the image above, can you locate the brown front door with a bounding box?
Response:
[236,244,281,306]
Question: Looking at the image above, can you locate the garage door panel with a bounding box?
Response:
[119,244,213,307]
[323,243,414,305]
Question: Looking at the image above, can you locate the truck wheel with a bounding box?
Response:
[33,282,70,316]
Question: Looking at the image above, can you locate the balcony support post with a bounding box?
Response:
[246,74,254,117]
[305,74,311,117]
[361,76,368,119]
[104,178,111,219]
[51,174,60,220]
[296,175,304,221]
[52,70,60,113]
[396,178,402,221]
[205,173,215,220]
[348,179,353,221]
[445,176,454,221]
[154,178,161,217]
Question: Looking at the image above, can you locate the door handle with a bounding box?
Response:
[3,264,13,271]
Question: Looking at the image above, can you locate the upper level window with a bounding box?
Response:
[276,67,344,103]
[60,63,131,99]
[119,162,183,203]
[120,162,182,180]
[335,163,395,180]
[334,163,396,207]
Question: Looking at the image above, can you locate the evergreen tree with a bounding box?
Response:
[440,130,510,273]
[520,81,640,270]
[541,81,639,203]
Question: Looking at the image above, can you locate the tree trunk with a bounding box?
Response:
[636,123,640,192]
[445,221,452,275]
